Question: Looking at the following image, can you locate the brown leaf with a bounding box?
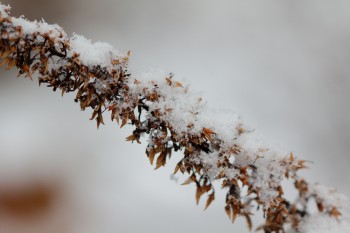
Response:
[277,186,284,196]
[195,186,205,204]
[23,64,32,79]
[330,207,342,218]
[111,59,120,65]
[90,111,98,121]
[204,193,215,210]
[174,162,182,174]
[61,88,66,97]
[0,49,11,59]
[147,149,158,165]
[6,58,16,70]
[126,134,136,142]
[155,151,167,170]
[120,116,128,128]
[98,111,104,125]
[317,201,324,212]
[202,127,215,141]
[175,81,183,87]
[290,152,294,162]
[225,205,232,220]
[0,57,10,66]
[149,92,159,101]
[232,211,237,223]
[96,112,105,129]
[108,104,116,111]
[181,176,194,185]
[115,115,120,125]
[165,77,172,86]
[127,134,141,144]
[244,213,252,231]
[84,77,90,88]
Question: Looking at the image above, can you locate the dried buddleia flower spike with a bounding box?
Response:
[0,3,349,232]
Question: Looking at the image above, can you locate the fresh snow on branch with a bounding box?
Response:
[0,3,349,232]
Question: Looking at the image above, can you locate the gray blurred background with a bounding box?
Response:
[0,0,349,232]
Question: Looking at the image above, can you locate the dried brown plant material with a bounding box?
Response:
[0,3,348,232]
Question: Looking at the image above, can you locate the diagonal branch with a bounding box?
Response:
[0,3,348,232]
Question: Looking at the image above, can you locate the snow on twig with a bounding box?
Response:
[0,3,348,232]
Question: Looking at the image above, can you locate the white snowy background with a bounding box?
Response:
[0,0,349,232]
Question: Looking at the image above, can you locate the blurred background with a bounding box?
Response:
[0,0,350,232]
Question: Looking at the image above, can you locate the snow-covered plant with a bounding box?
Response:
[0,3,348,232]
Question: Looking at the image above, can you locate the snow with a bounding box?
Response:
[287,185,350,233]
[234,130,293,203]
[197,151,221,179]
[0,4,10,18]
[310,184,350,212]
[68,34,122,69]
[127,70,243,147]
[1,2,350,231]
[128,70,298,205]
[288,214,350,233]
[1,4,123,70]
[11,17,66,43]
[11,19,125,71]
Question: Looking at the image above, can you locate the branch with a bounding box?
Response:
[0,3,348,232]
